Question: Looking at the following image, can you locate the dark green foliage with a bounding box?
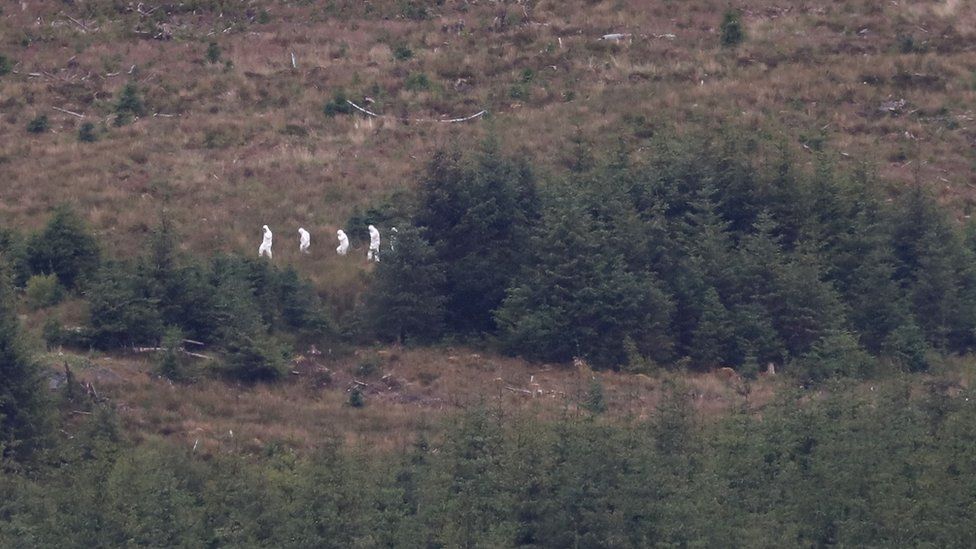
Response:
[114,82,145,126]
[690,287,735,368]
[567,124,594,173]
[209,254,331,339]
[796,331,876,383]
[103,442,210,545]
[77,122,97,143]
[415,142,540,335]
[156,326,188,381]
[404,71,431,91]
[323,90,353,116]
[882,321,930,372]
[87,261,163,348]
[343,191,411,246]
[584,379,606,413]
[206,41,221,63]
[0,261,49,464]
[26,206,99,289]
[496,195,673,368]
[355,356,380,378]
[887,184,976,352]
[4,381,976,546]
[276,267,333,340]
[55,220,329,382]
[345,132,976,373]
[24,273,63,309]
[0,55,11,76]
[393,43,413,61]
[897,34,922,54]
[219,330,288,382]
[26,115,48,133]
[398,0,430,20]
[720,9,745,47]
[348,387,365,407]
[0,228,31,287]
[41,317,62,349]
[366,226,447,344]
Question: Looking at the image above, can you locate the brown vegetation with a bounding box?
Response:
[45,346,780,456]
[7,1,976,454]
[3,0,976,300]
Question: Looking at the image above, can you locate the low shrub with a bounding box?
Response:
[323,90,353,117]
[25,273,64,309]
[720,9,745,47]
[78,122,98,143]
[27,115,49,133]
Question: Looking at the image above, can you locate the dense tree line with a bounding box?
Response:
[3,379,976,547]
[5,131,976,546]
[0,213,332,382]
[4,131,975,381]
[0,258,50,463]
[367,133,976,378]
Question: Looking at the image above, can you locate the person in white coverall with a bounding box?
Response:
[298,227,310,254]
[367,224,381,262]
[259,225,273,259]
[389,227,398,253]
[336,229,349,256]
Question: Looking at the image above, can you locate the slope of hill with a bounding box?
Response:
[48,345,783,455]
[3,0,976,299]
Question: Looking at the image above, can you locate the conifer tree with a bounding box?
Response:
[888,185,976,351]
[415,142,540,335]
[26,206,99,289]
[690,287,735,368]
[496,197,673,368]
[0,257,49,463]
[86,262,163,348]
[366,226,447,344]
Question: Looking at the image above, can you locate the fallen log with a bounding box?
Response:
[53,106,84,118]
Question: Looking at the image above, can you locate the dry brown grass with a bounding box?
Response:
[3,0,976,299]
[41,345,782,456]
[7,2,976,450]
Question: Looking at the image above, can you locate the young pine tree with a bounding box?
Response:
[415,142,540,335]
[366,227,447,344]
[86,262,163,348]
[0,258,49,464]
[26,205,99,289]
[496,197,673,369]
[690,286,736,368]
[889,184,976,352]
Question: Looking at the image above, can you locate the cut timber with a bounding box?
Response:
[345,99,486,123]
[131,346,213,360]
[62,14,89,32]
[53,106,84,118]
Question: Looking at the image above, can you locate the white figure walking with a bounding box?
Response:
[336,229,349,256]
[258,225,273,259]
[367,224,381,262]
[298,227,310,254]
[389,227,398,253]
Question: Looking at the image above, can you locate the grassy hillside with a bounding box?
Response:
[3,0,976,300]
[9,6,976,543]
[46,346,786,456]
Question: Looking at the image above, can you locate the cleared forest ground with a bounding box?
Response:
[38,344,976,456]
[43,345,786,455]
